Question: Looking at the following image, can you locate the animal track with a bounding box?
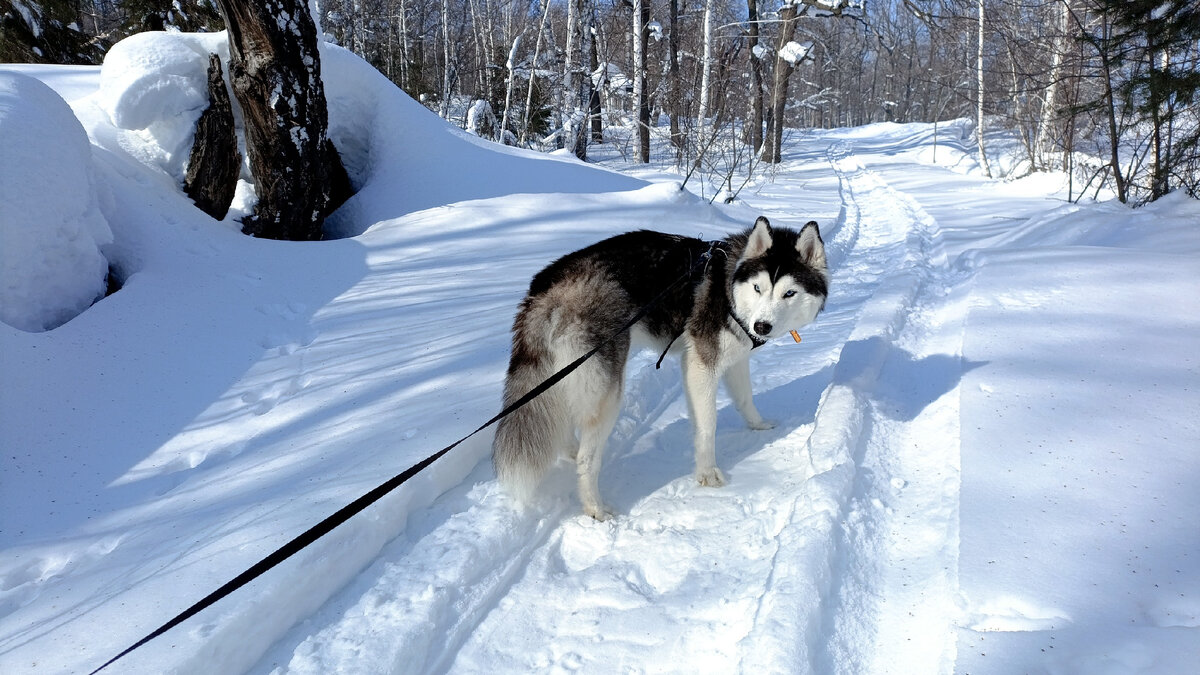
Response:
[0,537,123,617]
[241,301,318,414]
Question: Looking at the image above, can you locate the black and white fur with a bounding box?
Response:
[493,216,829,519]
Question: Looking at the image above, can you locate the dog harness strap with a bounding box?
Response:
[655,332,681,369]
[728,309,767,349]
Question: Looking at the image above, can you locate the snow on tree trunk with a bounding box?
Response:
[216,0,347,241]
[184,53,241,221]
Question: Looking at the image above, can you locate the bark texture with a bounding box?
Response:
[216,0,348,240]
[184,53,240,220]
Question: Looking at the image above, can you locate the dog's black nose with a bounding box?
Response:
[753,321,772,336]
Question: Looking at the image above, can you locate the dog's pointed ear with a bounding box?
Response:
[797,220,827,271]
[744,216,772,259]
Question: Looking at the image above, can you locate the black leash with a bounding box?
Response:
[88,240,722,675]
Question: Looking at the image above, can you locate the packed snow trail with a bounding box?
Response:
[816,146,964,674]
[255,138,963,675]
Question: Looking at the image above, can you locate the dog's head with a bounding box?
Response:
[731,216,829,340]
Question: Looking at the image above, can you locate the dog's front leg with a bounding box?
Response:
[724,356,776,431]
[683,350,725,487]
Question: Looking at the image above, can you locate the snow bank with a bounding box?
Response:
[0,72,112,332]
[318,44,644,237]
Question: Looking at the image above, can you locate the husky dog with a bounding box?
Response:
[493,216,829,519]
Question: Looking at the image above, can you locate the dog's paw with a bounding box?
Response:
[696,466,726,487]
[747,418,777,431]
[583,504,614,521]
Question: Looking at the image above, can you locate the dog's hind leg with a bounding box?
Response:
[575,389,620,521]
[568,340,626,521]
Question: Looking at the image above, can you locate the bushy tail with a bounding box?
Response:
[493,304,569,503]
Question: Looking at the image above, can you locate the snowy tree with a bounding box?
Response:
[763,0,855,164]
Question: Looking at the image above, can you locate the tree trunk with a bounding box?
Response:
[746,0,764,154]
[216,0,348,240]
[563,0,579,153]
[1146,29,1168,200]
[698,0,713,144]
[668,0,684,153]
[763,4,798,164]
[520,0,551,146]
[633,0,651,162]
[441,0,452,119]
[1097,14,1127,203]
[499,34,521,144]
[184,53,240,220]
[976,0,993,178]
[571,0,595,159]
[588,13,603,143]
[1033,0,1069,169]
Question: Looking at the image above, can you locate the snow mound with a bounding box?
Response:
[0,72,112,332]
[95,31,229,185]
[97,31,222,131]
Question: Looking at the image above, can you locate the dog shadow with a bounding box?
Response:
[599,364,832,514]
[600,341,983,514]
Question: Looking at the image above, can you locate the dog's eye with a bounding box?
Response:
[753,284,761,294]
[784,290,796,299]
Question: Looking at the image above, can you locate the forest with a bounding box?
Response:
[3,0,1198,205]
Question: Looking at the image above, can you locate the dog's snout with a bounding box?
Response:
[753,321,773,336]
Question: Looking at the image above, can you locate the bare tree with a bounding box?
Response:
[633,0,651,162]
[698,0,714,145]
[746,0,765,154]
[975,0,993,177]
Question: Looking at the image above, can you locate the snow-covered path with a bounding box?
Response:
[254,135,978,675]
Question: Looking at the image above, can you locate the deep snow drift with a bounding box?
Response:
[2,32,1199,675]
[0,72,111,331]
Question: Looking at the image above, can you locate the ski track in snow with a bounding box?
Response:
[255,141,969,675]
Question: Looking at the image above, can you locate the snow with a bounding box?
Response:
[0,72,112,332]
[779,40,813,65]
[3,32,1200,675]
